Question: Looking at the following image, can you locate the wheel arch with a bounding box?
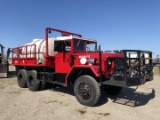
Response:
[66,66,100,86]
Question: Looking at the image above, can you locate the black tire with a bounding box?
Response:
[39,81,46,90]
[103,85,122,95]
[74,75,100,106]
[17,69,28,88]
[27,70,40,91]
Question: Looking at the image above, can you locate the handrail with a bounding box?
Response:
[45,27,82,58]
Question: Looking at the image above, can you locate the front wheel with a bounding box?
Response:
[74,75,100,106]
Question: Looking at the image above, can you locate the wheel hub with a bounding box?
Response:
[78,83,91,100]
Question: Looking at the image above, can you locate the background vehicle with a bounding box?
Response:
[0,44,9,77]
[12,27,153,106]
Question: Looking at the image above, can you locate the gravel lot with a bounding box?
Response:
[0,66,159,120]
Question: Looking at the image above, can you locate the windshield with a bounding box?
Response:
[74,39,97,52]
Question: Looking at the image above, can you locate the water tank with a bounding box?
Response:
[22,38,55,64]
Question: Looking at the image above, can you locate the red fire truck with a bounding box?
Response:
[12,27,153,106]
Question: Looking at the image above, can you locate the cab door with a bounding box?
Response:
[55,52,72,73]
[54,40,72,73]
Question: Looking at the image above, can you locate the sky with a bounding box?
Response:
[0,0,160,57]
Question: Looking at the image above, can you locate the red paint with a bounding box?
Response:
[12,27,124,86]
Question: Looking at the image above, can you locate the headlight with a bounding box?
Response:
[87,58,97,64]
[80,57,87,65]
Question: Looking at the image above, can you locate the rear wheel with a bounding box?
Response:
[39,81,46,90]
[74,75,100,106]
[27,70,40,91]
[17,69,28,88]
[103,85,122,95]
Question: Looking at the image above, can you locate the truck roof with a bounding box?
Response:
[55,36,97,43]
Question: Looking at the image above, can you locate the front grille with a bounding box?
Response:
[114,58,124,71]
[111,58,125,81]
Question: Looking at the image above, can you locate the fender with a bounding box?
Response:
[65,65,100,86]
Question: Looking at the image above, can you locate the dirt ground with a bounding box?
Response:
[0,66,159,120]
